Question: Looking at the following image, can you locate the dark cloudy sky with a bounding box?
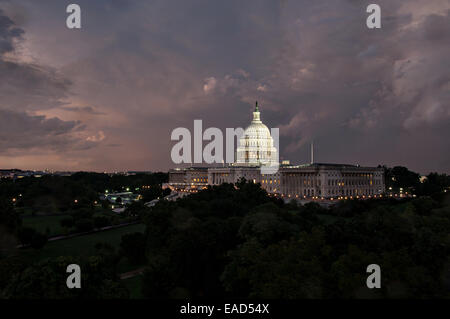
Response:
[0,0,449,174]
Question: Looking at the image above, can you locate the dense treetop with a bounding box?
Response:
[141,181,450,298]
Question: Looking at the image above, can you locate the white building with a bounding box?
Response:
[236,101,278,166]
[169,103,385,199]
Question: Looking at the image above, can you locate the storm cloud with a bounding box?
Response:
[0,109,84,151]
[0,1,448,173]
[0,7,99,161]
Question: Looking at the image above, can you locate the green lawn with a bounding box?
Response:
[20,223,145,263]
[21,207,130,237]
[22,215,69,236]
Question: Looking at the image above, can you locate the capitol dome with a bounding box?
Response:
[236,102,278,166]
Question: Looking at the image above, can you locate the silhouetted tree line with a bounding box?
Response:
[0,172,167,214]
[0,172,167,246]
[0,199,130,298]
[382,165,450,196]
[1,255,129,299]
[0,172,168,298]
[1,168,449,299]
[140,180,450,299]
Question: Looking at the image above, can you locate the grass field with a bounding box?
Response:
[20,207,126,237]
[20,223,145,266]
[22,215,69,236]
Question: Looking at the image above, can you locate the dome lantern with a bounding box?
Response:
[252,101,262,123]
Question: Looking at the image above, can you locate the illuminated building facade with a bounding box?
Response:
[168,103,385,199]
[236,102,278,166]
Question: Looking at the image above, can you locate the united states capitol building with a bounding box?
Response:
[169,103,385,200]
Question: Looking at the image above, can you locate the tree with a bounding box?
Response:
[125,201,149,219]
[0,198,21,232]
[120,232,146,265]
[222,229,330,298]
[74,218,94,233]
[238,202,299,245]
[60,216,74,229]
[385,166,420,191]
[416,173,450,196]
[30,232,47,249]
[17,227,47,249]
[142,255,173,299]
[94,215,111,229]
[0,199,21,258]
[17,227,37,246]
[3,256,129,299]
[144,181,450,298]
[0,226,17,259]
[94,242,121,276]
[72,207,94,220]
[141,186,163,202]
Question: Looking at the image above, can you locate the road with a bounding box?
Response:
[120,267,146,280]
[16,221,140,248]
